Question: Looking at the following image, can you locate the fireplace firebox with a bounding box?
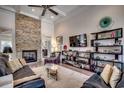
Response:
[22,50,37,63]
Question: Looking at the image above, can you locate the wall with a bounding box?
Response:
[41,18,55,57]
[55,5,124,62]
[0,8,16,59]
[15,13,41,63]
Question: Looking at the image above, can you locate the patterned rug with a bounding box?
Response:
[32,65,93,88]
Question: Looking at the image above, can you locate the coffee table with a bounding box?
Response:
[45,64,58,81]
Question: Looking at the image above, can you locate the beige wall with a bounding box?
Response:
[55,5,124,62]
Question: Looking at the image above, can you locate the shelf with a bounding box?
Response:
[92,45,123,47]
[97,66,104,68]
[91,37,122,41]
[78,51,92,53]
[91,28,122,34]
[91,51,122,55]
[91,58,123,63]
[77,56,90,59]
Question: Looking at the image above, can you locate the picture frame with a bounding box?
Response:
[56,36,63,45]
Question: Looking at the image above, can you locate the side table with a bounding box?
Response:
[45,64,58,81]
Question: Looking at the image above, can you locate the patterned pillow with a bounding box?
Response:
[109,66,122,88]
[7,59,23,73]
[19,58,27,66]
[100,64,113,84]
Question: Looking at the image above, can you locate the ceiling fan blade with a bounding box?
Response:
[42,8,46,16]
[28,5,42,7]
[48,5,56,7]
[51,7,66,16]
[48,8,58,15]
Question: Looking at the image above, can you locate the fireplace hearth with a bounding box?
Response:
[22,50,37,63]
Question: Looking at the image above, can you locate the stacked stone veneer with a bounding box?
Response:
[15,13,41,62]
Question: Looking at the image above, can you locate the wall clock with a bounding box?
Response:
[99,17,112,28]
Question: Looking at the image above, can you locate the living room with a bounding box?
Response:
[0,5,124,89]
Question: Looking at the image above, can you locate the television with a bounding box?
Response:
[69,34,87,47]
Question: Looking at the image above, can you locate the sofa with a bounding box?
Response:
[81,73,124,88]
[13,65,45,88]
[0,54,45,88]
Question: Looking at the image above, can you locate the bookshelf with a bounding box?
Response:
[91,28,123,72]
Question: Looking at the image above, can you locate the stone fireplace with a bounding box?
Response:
[15,13,41,63]
[22,50,37,63]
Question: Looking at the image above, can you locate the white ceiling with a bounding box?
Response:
[3,5,80,21]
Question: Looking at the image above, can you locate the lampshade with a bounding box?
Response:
[3,46,13,53]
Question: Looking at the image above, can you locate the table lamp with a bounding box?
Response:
[3,46,13,60]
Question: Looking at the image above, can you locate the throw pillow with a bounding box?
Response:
[14,59,23,69]
[109,66,122,88]
[19,58,27,66]
[7,59,23,73]
[100,64,113,84]
[7,61,17,73]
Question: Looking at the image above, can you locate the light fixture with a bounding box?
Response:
[32,8,35,12]
[51,15,54,19]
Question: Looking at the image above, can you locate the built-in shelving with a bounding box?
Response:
[62,50,91,71]
[91,28,123,72]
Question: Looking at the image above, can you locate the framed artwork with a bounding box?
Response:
[56,36,63,45]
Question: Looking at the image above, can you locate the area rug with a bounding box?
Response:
[32,65,93,88]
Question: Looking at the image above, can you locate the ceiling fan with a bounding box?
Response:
[28,5,59,16]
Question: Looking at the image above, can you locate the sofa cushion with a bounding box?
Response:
[116,73,124,88]
[109,66,122,88]
[82,73,110,88]
[0,74,13,88]
[0,59,7,76]
[0,65,6,76]
[13,66,35,80]
[100,64,113,84]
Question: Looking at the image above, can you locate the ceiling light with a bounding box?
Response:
[51,16,54,19]
[32,8,35,12]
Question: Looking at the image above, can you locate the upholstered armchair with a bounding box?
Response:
[44,52,61,65]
